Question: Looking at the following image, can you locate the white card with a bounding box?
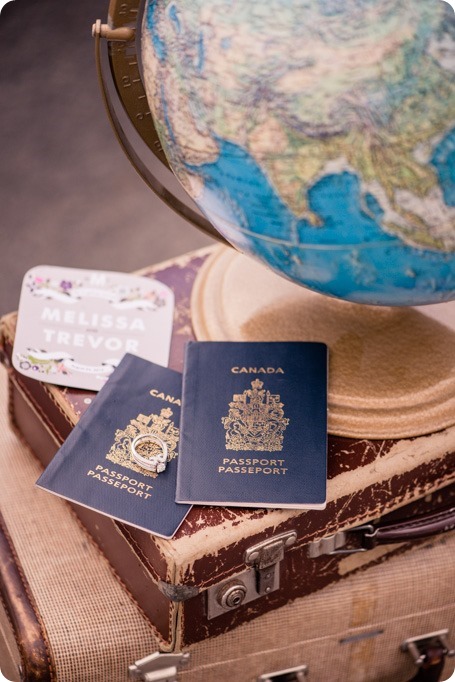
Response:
[13,265,175,391]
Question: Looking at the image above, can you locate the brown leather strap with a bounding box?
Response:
[0,512,55,681]
[364,506,455,549]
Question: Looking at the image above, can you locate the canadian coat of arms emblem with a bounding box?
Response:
[221,379,289,451]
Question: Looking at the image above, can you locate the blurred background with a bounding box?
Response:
[0,0,212,316]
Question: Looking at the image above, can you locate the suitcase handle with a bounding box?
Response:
[362,505,455,549]
[310,506,455,557]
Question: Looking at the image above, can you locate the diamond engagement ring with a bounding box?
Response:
[130,433,169,473]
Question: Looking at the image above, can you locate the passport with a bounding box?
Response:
[36,354,191,538]
[176,342,328,509]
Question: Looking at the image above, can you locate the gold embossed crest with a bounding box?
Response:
[106,407,179,478]
[222,379,289,451]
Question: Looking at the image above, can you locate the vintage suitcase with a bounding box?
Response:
[1,247,454,653]
[0,371,454,682]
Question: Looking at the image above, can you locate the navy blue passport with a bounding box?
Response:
[176,342,328,510]
[36,354,191,538]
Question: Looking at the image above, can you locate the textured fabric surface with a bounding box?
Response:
[1,363,454,681]
[181,536,455,682]
[0,365,159,681]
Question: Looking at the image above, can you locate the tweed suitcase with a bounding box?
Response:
[0,366,454,682]
[1,247,454,653]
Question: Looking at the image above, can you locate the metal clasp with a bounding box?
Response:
[207,530,297,619]
[245,530,297,596]
[128,652,190,682]
[401,629,455,668]
[308,525,376,558]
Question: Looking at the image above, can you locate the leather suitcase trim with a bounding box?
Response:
[157,580,200,602]
[0,512,56,682]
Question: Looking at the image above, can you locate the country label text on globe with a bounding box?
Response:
[142,0,455,305]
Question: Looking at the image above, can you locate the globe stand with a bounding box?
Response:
[191,246,455,440]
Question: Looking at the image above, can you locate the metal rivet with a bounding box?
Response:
[285,534,296,547]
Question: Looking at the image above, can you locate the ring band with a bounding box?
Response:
[130,433,169,473]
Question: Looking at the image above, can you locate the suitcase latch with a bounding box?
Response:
[206,530,297,619]
[401,629,455,669]
[128,652,190,682]
[245,530,297,596]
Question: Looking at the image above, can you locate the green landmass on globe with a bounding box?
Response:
[142,0,455,305]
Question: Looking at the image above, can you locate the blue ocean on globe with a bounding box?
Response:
[142,0,455,305]
[186,135,455,305]
[433,129,455,206]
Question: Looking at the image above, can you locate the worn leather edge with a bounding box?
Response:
[0,512,56,682]
[0,593,22,681]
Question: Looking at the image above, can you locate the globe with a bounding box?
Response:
[141,0,455,306]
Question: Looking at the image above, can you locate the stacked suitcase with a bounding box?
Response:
[1,248,454,681]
